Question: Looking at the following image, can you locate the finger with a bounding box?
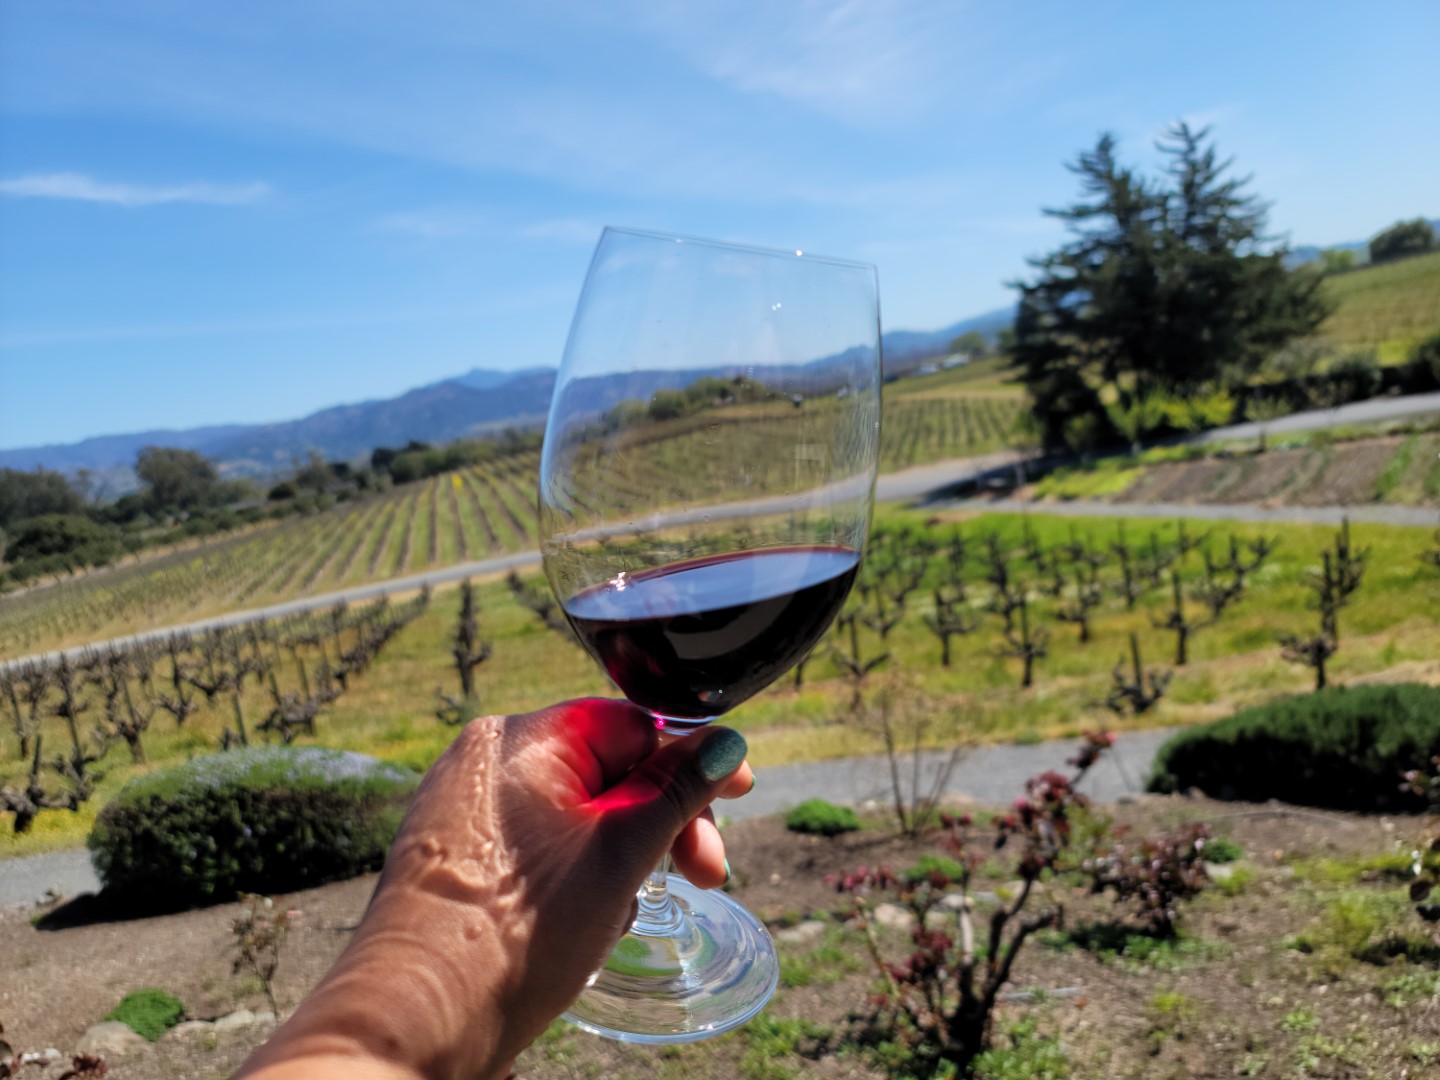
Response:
[671,807,727,889]
[533,698,659,798]
[591,727,748,859]
[717,759,755,800]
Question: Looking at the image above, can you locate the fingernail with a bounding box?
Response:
[698,728,748,783]
[723,859,733,886]
[748,772,757,795]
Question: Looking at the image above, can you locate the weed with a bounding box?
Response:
[1066,923,1220,971]
[230,893,301,1015]
[739,1015,829,1080]
[105,988,185,1041]
[1281,1007,1318,1033]
[1213,865,1255,897]
[971,1018,1067,1080]
[1381,970,1440,1008]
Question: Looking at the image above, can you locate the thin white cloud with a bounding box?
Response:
[517,218,602,244]
[372,206,493,239]
[0,172,270,207]
[635,0,958,124]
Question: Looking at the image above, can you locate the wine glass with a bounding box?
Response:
[539,227,881,1042]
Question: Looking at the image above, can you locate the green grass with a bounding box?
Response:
[4,507,1439,859]
[1319,249,1440,360]
[1032,459,1145,499]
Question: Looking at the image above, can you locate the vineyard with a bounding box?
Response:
[5,508,1438,856]
[0,392,1025,658]
[0,591,429,839]
[0,452,541,657]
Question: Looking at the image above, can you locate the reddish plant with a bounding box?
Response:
[829,731,1110,1076]
[1082,821,1212,937]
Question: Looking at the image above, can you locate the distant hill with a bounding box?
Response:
[2,306,1022,481]
[27,220,1429,484]
[880,306,1015,370]
[0,368,558,485]
[1285,217,1440,269]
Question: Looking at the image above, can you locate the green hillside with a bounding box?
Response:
[1319,249,1440,363]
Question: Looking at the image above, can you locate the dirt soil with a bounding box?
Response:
[3,795,1438,1079]
[1114,436,1433,509]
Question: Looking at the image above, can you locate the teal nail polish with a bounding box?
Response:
[698,728,748,783]
[723,859,733,886]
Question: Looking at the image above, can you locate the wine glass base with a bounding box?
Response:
[563,874,779,1044]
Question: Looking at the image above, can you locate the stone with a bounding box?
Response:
[76,1022,148,1056]
[162,1021,217,1041]
[213,1010,258,1033]
[775,920,827,946]
[1204,861,1240,881]
[873,902,915,931]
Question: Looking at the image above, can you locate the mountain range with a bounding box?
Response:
[0,310,1013,484]
[8,208,1433,486]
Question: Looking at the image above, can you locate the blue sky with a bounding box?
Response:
[1,0,1437,450]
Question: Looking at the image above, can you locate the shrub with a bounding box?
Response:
[1148,684,1440,811]
[105,989,185,1041]
[1202,837,1244,864]
[1412,332,1440,386]
[89,747,418,909]
[1083,822,1211,937]
[786,798,860,837]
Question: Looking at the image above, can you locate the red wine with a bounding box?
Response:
[564,546,860,726]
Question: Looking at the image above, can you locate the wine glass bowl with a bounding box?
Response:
[539,227,881,1040]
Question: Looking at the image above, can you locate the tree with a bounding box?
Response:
[136,446,224,514]
[1318,247,1357,274]
[1011,124,1331,448]
[0,467,84,530]
[293,450,332,492]
[6,514,117,564]
[948,330,988,357]
[1369,218,1436,264]
[995,325,1017,353]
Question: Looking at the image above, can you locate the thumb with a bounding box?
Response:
[590,726,748,867]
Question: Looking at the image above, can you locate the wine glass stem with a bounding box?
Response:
[633,853,685,936]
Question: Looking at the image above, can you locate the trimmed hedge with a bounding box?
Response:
[1148,684,1440,812]
[785,798,861,836]
[89,747,418,909]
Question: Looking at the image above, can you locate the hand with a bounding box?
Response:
[236,699,752,1080]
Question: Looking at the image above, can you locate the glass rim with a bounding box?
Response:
[597,225,876,273]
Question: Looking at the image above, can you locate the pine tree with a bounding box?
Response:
[1012,124,1331,448]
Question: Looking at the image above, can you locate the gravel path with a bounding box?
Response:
[0,726,1173,909]
[936,496,1440,527]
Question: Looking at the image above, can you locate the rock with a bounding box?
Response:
[873,902,915,931]
[1204,861,1238,881]
[940,891,999,910]
[213,1009,276,1030]
[162,1021,217,1041]
[775,920,827,946]
[76,1021,148,1056]
[214,1010,258,1033]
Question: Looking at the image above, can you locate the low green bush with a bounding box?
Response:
[1148,684,1440,811]
[106,989,185,1041]
[785,798,860,837]
[89,747,418,909]
[1201,837,1244,864]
